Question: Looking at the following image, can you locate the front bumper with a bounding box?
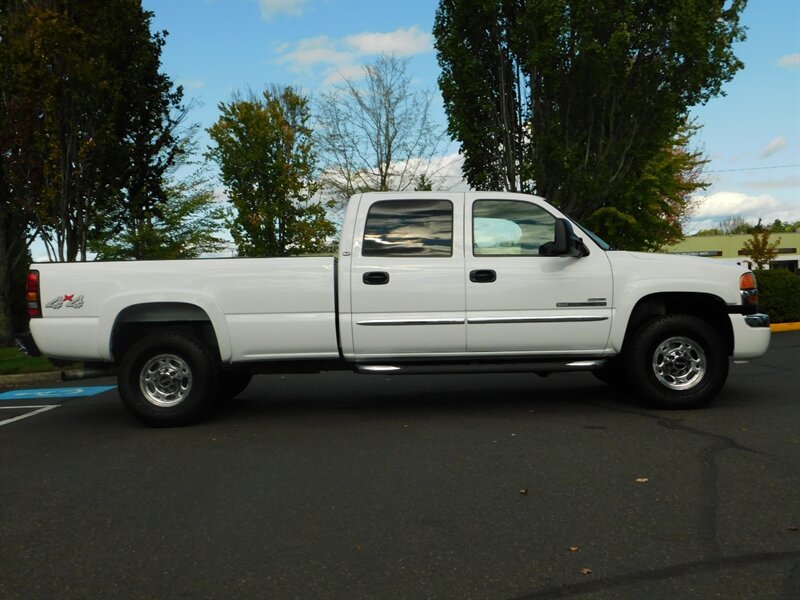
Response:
[730,313,771,359]
[744,313,770,328]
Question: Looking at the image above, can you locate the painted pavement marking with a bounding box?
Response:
[0,405,59,426]
[0,386,117,401]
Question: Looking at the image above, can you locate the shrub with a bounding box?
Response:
[756,269,800,323]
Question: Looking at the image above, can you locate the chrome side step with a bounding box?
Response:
[355,359,607,376]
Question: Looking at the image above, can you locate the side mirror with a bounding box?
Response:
[553,218,588,257]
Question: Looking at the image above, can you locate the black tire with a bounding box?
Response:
[218,370,252,400]
[118,331,219,427]
[625,314,729,409]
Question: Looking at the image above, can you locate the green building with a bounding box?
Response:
[663,232,800,273]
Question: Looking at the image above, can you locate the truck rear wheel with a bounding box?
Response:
[625,314,728,409]
[119,331,219,427]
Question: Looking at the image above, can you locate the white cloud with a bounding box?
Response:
[278,36,353,70]
[429,152,470,191]
[778,53,800,69]
[276,26,434,85]
[687,191,799,233]
[759,136,787,158]
[260,0,307,21]
[344,26,433,57]
[692,192,780,219]
[178,78,206,91]
[323,64,368,86]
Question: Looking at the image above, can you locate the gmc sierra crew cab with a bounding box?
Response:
[21,192,771,426]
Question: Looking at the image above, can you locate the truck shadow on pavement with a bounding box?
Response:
[209,371,646,423]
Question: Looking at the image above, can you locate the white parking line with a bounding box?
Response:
[0,405,59,426]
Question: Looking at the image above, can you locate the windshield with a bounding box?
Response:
[573,221,614,251]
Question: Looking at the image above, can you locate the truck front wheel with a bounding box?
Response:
[626,315,729,409]
[119,331,219,427]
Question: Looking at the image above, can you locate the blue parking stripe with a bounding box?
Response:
[0,386,117,400]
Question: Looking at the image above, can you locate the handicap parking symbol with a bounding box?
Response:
[0,386,117,401]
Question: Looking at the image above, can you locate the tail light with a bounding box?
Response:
[739,272,758,310]
[27,270,42,318]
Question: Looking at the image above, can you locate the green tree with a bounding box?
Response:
[90,129,227,260]
[1,0,183,343]
[768,219,800,233]
[315,55,447,201]
[207,87,334,257]
[434,1,531,193]
[585,123,707,250]
[434,0,746,249]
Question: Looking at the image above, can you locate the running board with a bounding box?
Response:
[355,359,607,376]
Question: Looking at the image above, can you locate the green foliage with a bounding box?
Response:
[1,0,184,262]
[90,161,227,260]
[740,228,781,270]
[768,219,800,233]
[756,270,800,324]
[90,122,227,260]
[0,347,78,375]
[208,87,335,257]
[695,218,800,236]
[434,0,746,249]
[584,124,706,250]
[1,0,182,342]
[434,0,531,192]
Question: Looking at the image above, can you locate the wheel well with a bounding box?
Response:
[111,303,220,362]
[624,293,734,355]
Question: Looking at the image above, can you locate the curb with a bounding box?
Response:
[771,322,800,332]
[0,371,64,387]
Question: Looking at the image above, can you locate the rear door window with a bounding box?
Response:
[362,200,453,257]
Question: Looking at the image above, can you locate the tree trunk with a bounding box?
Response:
[0,206,16,346]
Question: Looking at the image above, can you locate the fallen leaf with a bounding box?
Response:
[569,546,579,553]
[635,478,649,484]
[354,544,364,552]
[580,568,593,575]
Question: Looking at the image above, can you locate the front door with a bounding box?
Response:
[465,196,613,355]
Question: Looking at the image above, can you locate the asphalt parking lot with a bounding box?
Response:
[1,333,799,600]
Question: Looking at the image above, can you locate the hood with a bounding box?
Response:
[605,251,749,306]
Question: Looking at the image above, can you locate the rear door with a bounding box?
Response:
[348,194,466,359]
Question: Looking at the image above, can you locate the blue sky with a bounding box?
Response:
[144,0,800,234]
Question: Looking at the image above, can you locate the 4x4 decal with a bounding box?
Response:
[45,294,85,309]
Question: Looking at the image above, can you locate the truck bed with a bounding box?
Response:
[30,257,340,362]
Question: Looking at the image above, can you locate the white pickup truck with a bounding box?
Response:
[21,192,770,426]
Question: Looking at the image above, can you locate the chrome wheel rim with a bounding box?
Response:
[652,336,707,391]
[139,354,192,407]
